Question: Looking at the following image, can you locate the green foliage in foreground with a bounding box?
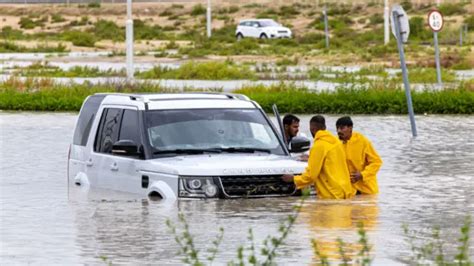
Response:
[165,194,471,266]
[0,80,473,114]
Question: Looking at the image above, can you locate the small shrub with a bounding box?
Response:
[93,20,123,41]
[369,14,383,26]
[439,3,466,16]
[87,1,100,8]
[191,4,206,16]
[19,17,43,29]
[62,31,96,47]
[400,0,413,11]
[464,15,474,30]
[51,14,66,23]
[1,26,24,40]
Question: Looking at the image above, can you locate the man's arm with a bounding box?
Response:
[360,140,382,181]
[293,143,326,189]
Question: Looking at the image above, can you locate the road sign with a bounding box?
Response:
[391,4,410,43]
[428,10,443,32]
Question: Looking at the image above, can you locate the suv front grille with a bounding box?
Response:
[217,175,297,198]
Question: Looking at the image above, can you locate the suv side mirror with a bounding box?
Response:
[289,136,310,153]
[112,140,141,156]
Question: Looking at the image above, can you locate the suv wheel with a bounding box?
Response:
[236,33,244,41]
[259,33,268,39]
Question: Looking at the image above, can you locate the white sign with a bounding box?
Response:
[428,10,444,32]
[391,4,410,43]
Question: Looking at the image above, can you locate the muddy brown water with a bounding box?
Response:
[0,112,473,264]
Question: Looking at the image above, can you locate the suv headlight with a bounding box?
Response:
[179,176,218,198]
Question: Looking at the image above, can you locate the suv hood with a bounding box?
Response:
[141,154,305,176]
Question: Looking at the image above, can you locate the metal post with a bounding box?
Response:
[206,0,212,38]
[323,5,329,49]
[393,10,417,137]
[126,0,134,82]
[460,25,463,46]
[434,31,442,86]
[384,0,390,45]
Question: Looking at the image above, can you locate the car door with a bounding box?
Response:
[249,21,260,38]
[108,107,144,194]
[87,107,122,190]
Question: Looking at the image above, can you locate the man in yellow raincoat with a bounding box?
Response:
[281,115,355,199]
[336,116,382,195]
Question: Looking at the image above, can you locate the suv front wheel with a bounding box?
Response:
[236,33,244,41]
[259,33,268,39]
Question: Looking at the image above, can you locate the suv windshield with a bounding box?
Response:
[145,108,286,157]
[259,20,280,27]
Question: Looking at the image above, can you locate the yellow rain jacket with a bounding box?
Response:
[294,130,356,199]
[342,132,382,194]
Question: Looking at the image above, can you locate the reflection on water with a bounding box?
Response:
[300,196,379,264]
[0,112,473,264]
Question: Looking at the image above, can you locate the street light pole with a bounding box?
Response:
[207,0,212,38]
[126,0,134,82]
[384,0,390,45]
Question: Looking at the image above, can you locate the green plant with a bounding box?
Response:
[191,4,206,16]
[439,3,466,16]
[62,30,96,47]
[51,14,66,23]
[403,216,472,265]
[93,20,123,41]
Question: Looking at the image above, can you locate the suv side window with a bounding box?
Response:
[119,109,140,145]
[73,95,105,146]
[94,108,122,153]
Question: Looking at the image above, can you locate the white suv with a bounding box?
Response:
[235,19,292,40]
[68,93,309,200]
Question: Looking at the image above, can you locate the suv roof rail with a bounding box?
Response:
[94,92,250,102]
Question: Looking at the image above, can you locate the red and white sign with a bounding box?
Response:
[428,10,444,32]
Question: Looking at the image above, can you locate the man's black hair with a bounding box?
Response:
[336,116,353,128]
[283,114,300,126]
[310,115,326,129]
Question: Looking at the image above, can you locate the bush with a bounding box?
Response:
[19,17,43,29]
[138,61,256,80]
[62,31,96,47]
[51,14,66,23]
[410,16,431,40]
[464,15,474,30]
[191,4,206,16]
[297,32,325,44]
[369,14,383,26]
[439,3,466,16]
[1,26,24,40]
[93,20,123,41]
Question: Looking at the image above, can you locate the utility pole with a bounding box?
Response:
[384,0,390,45]
[323,5,329,49]
[126,0,134,82]
[207,0,212,38]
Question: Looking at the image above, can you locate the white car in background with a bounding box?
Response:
[235,19,292,40]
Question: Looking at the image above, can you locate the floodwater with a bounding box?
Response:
[0,112,473,265]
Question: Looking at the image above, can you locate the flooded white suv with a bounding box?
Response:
[68,93,308,200]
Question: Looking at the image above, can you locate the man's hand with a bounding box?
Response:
[281,174,294,183]
[298,154,309,162]
[350,171,363,183]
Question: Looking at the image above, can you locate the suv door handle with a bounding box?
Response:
[86,159,93,167]
[110,162,118,171]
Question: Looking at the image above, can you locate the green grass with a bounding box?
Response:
[14,62,124,78]
[1,79,472,113]
[137,61,256,80]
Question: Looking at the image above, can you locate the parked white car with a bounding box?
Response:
[235,19,292,40]
[68,93,309,200]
